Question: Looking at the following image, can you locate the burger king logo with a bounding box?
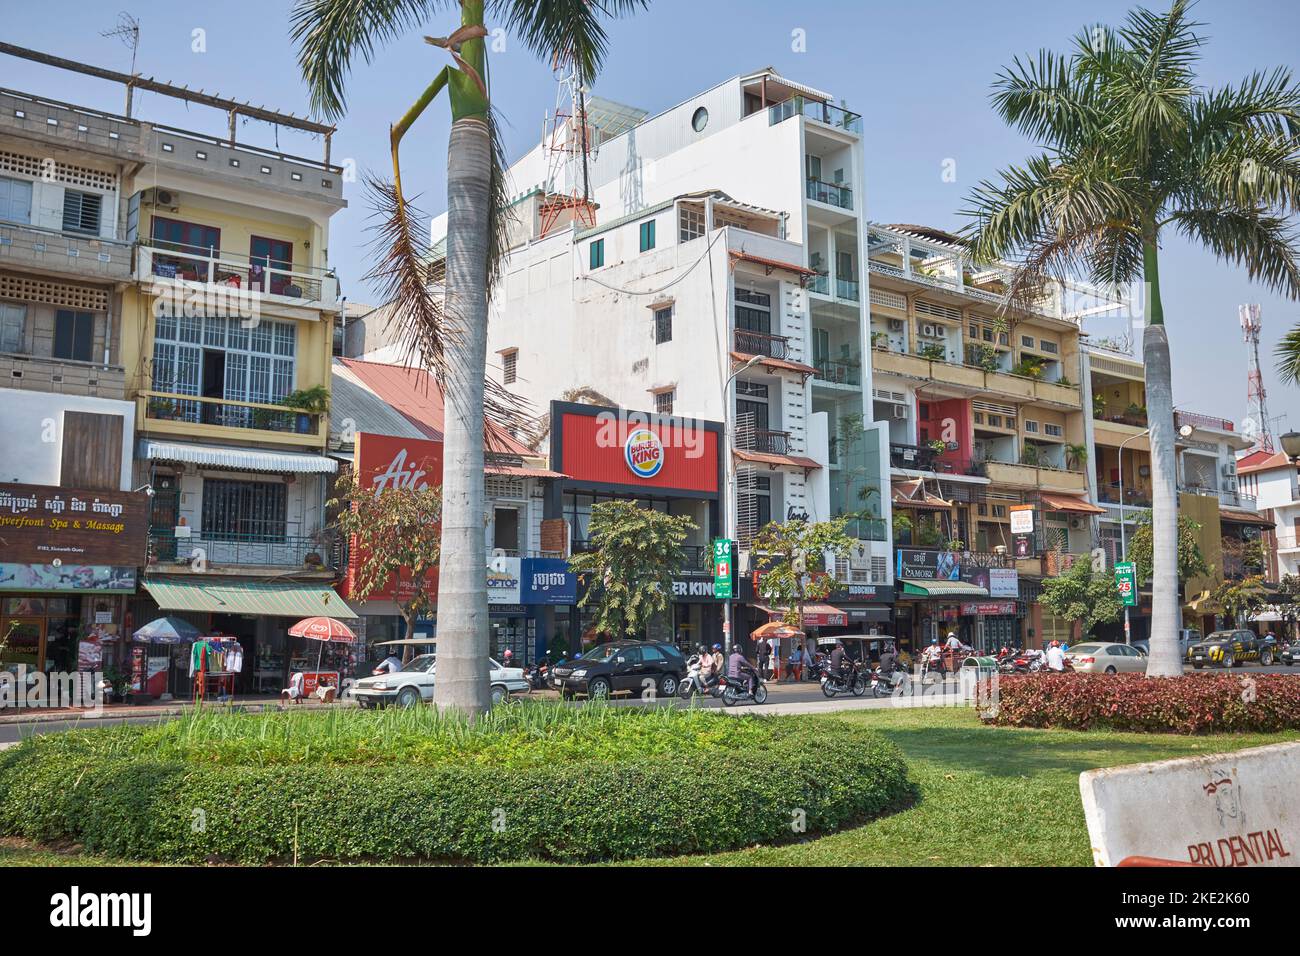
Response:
[624,428,664,479]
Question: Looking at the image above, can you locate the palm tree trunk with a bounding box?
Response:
[1142,238,1182,678]
[432,116,493,718]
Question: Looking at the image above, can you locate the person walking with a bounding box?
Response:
[757,639,770,682]
[788,643,804,682]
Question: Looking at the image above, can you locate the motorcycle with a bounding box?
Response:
[525,661,550,691]
[678,654,721,699]
[821,660,867,698]
[718,671,768,706]
[869,663,907,698]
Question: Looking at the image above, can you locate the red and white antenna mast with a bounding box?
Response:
[1240,303,1274,453]
[538,57,597,237]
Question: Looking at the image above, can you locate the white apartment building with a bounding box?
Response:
[434,69,893,593]
[1239,451,1300,579]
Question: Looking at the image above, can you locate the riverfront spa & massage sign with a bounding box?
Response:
[0,483,149,565]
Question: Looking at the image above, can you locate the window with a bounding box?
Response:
[1021,335,1035,348]
[61,190,102,235]
[201,479,287,541]
[655,390,674,415]
[679,206,705,242]
[0,176,32,224]
[53,310,93,362]
[1024,420,1039,433]
[736,381,768,398]
[691,107,709,132]
[982,328,994,342]
[589,238,605,269]
[639,219,656,252]
[152,316,296,424]
[1044,423,1063,437]
[502,349,517,384]
[1040,340,1059,354]
[654,306,672,344]
[0,302,25,353]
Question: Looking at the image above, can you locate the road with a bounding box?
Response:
[1,663,1296,744]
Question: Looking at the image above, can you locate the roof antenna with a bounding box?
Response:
[101,12,141,115]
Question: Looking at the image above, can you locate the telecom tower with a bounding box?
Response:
[538,61,597,237]
[1240,303,1274,453]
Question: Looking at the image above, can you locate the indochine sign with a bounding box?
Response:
[0,483,148,566]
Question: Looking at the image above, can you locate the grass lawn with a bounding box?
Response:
[2,706,1295,867]
[636,707,1300,867]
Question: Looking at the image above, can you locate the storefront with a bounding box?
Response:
[894,548,1020,653]
[0,482,148,683]
[546,401,725,652]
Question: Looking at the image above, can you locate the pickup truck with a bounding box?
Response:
[1185,629,1274,668]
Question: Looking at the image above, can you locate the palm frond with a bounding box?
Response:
[495,0,649,85]
[990,46,1101,148]
[291,0,447,120]
[1274,323,1300,386]
[1169,204,1300,300]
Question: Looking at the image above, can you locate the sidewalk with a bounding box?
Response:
[0,694,350,725]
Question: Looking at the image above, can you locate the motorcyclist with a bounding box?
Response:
[878,641,899,676]
[922,637,945,676]
[829,641,852,687]
[727,643,759,697]
[1045,640,1067,671]
[700,643,721,689]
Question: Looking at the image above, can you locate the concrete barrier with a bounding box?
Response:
[1080,742,1299,867]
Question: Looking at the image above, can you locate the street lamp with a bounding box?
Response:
[722,353,765,653]
[1280,431,1300,462]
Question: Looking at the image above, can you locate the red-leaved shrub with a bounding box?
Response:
[984,672,1300,734]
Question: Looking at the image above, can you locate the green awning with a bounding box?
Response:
[899,579,989,598]
[143,577,359,619]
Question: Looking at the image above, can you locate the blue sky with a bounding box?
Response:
[6,0,1299,430]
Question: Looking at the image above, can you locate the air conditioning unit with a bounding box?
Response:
[1069,517,1085,530]
[891,404,908,419]
[888,319,904,332]
[145,187,178,207]
[920,323,939,337]
[1221,462,1237,477]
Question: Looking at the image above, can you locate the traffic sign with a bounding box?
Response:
[712,538,734,599]
[1114,561,1138,607]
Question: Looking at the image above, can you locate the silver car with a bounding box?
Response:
[351,653,529,707]
[1064,642,1148,674]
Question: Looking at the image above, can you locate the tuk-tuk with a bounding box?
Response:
[814,634,900,667]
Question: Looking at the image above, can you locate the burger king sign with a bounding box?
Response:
[624,427,664,479]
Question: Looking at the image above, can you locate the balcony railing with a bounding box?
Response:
[136,243,338,307]
[738,429,791,455]
[842,517,888,542]
[1178,484,1258,510]
[147,527,334,570]
[836,276,860,301]
[806,178,854,209]
[1175,410,1235,432]
[141,390,323,437]
[814,358,861,386]
[0,220,132,281]
[734,327,789,361]
[889,443,989,477]
[768,96,863,134]
[1095,410,1149,428]
[808,271,830,295]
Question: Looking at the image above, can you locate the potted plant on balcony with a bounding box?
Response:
[1093,393,1107,418]
[1021,442,1041,466]
[1065,442,1089,470]
[919,343,947,362]
[1011,356,1046,379]
[871,330,888,350]
[281,385,329,434]
[927,438,947,456]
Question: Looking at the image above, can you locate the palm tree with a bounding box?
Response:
[961,0,1300,677]
[292,0,649,716]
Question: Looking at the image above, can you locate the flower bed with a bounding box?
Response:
[984,672,1300,734]
[0,703,912,864]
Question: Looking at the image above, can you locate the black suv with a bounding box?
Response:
[552,641,686,699]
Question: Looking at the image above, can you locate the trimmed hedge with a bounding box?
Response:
[0,712,911,864]
[985,672,1300,734]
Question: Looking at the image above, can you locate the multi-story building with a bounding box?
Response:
[1235,450,1298,584]
[438,70,896,646]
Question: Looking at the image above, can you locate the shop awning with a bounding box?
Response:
[753,602,848,627]
[892,478,952,510]
[1039,493,1106,515]
[729,350,817,377]
[1219,506,1274,528]
[899,578,989,598]
[142,440,338,474]
[143,577,359,619]
[733,449,822,470]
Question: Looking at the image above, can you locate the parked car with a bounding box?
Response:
[551,641,686,699]
[1281,642,1299,666]
[1131,628,1200,658]
[1186,629,1273,668]
[1063,642,1148,674]
[351,654,529,707]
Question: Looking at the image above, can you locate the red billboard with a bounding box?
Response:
[558,412,718,493]
[342,432,444,602]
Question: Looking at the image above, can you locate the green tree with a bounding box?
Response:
[1200,573,1269,625]
[568,500,697,640]
[961,0,1300,677]
[328,471,442,659]
[1127,510,1209,584]
[1039,558,1123,636]
[293,0,651,716]
[751,518,855,630]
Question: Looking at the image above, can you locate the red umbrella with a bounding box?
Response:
[288,617,357,643]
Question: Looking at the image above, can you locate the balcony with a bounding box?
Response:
[0,352,126,399]
[0,220,132,283]
[1176,410,1235,433]
[147,525,335,572]
[806,178,854,210]
[872,349,1082,408]
[0,88,144,162]
[138,391,326,446]
[814,358,861,387]
[734,327,790,361]
[737,429,790,455]
[836,277,860,301]
[889,443,989,478]
[984,460,1088,493]
[1178,484,1258,511]
[768,96,863,134]
[135,243,339,310]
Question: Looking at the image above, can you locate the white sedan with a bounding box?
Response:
[351,654,529,708]
[1064,642,1149,674]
